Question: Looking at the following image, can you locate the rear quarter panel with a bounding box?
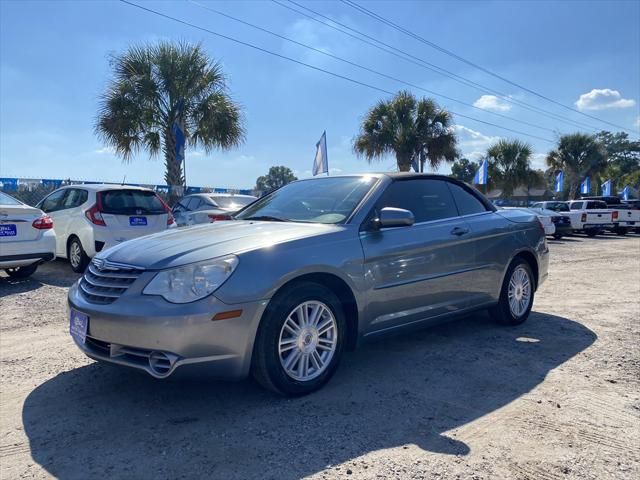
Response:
[468,210,546,302]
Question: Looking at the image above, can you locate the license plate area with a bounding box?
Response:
[0,224,17,236]
[70,309,89,344]
[129,216,147,226]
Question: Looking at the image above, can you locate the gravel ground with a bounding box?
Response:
[1,234,639,480]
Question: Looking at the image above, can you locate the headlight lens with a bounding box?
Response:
[142,255,239,303]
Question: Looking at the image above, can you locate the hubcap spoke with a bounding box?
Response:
[278,300,338,382]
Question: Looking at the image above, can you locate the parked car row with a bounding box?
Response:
[530,197,640,237]
[1,185,259,278]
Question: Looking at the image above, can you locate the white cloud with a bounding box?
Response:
[574,88,636,111]
[94,146,115,155]
[453,125,500,159]
[530,153,547,170]
[473,95,512,112]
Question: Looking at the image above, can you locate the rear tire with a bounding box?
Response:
[489,258,535,326]
[586,229,598,237]
[252,282,346,396]
[552,233,562,240]
[614,227,628,236]
[4,263,39,279]
[68,237,89,273]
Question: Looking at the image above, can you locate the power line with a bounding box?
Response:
[341,0,636,134]
[187,0,556,135]
[118,0,554,143]
[278,0,598,132]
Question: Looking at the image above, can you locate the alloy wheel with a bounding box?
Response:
[508,266,531,317]
[70,242,82,269]
[278,301,338,381]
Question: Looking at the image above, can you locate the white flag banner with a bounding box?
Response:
[313,131,328,176]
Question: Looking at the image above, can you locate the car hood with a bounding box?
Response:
[98,220,342,270]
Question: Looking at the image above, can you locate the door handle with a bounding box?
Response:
[450,227,469,236]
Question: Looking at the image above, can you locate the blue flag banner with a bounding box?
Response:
[41,179,63,189]
[313,131,328,176]
[186,186,202,195]
[172,120,186,164]
[473,159,488,185]
[0,178,18,191]
[554,171,564,193]
[580,176,591,195]
[622,186,631,200]
[601,179,612,196]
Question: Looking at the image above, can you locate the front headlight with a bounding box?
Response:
[142,255,239,303]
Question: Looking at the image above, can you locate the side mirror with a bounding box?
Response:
[377,207,415,228]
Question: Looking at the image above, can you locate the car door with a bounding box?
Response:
[445,182,512,304]
[38,189,69,255]
[359,178,476,334]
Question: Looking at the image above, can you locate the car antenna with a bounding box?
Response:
[121,175,126,185]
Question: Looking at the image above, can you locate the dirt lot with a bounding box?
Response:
[1,234,639,480]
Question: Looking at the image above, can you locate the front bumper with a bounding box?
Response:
[552,225,573,235]
[68,281,268,379]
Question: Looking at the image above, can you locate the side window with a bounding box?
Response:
[377,179,458,223]
[531,203,542,208]
[174,199,188,212]
[191,198,203,210]
[40,189,67,213]
[447,182,488,216]
[570,202,582,210]
[61,189,88,209]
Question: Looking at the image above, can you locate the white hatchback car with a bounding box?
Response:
[36,185,175,272]
[0,192,56,278]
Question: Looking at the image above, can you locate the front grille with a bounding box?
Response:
[79,259,143,304]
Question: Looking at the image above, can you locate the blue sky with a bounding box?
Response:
[1,0,639,189]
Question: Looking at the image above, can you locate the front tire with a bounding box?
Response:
[552,233,562,240]
[4,263,39,279]
[252,282,346,396]
[489,259,535,326]
[68,237,89,273]
[586,228,598,237]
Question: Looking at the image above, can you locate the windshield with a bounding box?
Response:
[211,195,256,210]
[235,176,378,224]
[544,202,569,212]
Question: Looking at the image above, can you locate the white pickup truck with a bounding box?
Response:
[567,199,615,237]
[582,196,640,235]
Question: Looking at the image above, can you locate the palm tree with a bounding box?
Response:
[546,133,607,199]
[353,91,457,172]
[486,139,538,198]
[95,41,245,201]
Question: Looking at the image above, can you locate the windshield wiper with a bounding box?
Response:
[243,215,289,222]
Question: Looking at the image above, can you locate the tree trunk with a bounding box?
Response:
[396,152,412,172]
[164,128,184,205]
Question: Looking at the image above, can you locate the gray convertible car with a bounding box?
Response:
[68,173,548,395]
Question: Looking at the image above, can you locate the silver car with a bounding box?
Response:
[172,193,257,227]
[68,174,549,396]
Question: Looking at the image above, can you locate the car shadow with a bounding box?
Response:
[22,311,595,479]
[0,260,79,297]
[547,236,583,244]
